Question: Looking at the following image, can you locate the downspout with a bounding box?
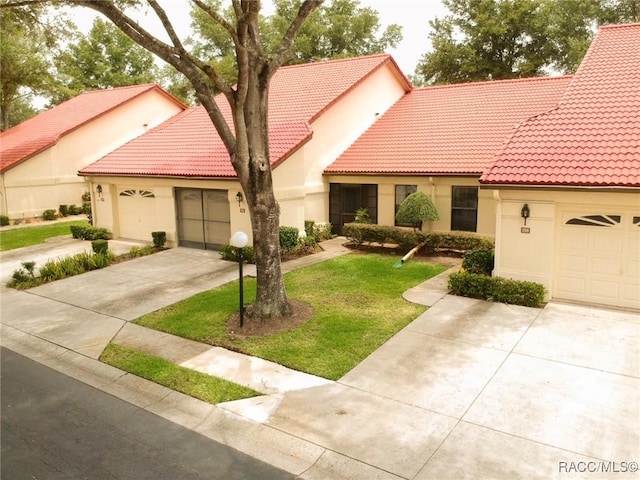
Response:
[0,172,7,218]
[492,189,501,276]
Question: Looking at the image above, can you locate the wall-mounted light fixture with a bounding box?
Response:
[521,203,530,225]
[235,191,243,207]
[96,184,103,199]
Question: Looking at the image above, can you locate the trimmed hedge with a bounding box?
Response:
[462,248,495,275]
[448,272,545,308]
[279,226,299,252]
[91,239,109,254]
[70,225,110,240]
[220,244,256,264]
[42,209,57,221]
[342,223,494,252]
[151,231,167,248]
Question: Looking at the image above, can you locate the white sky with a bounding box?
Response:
[66,0,448,77]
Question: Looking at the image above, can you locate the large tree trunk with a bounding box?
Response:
[232,49,292,321]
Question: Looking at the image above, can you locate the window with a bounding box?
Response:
[395,185,417,226]
[451,186,478,232]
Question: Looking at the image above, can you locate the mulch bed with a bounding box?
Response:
[226,299,314,337]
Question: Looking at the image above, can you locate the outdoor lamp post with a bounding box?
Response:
[230,231,249,328]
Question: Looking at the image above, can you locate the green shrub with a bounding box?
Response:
[313,222,333,241]
[304,220,316,240]
[0,215,9,226]
[151,231,166,249]
[9,261,38,289]
[354,208,372,224]
[448,272,545,307]
[342,223,494,253]
[279,226,299,253]
[295,234,317,254]
[462,248,495,275]
[82,203,92,215]
[70,225,89,239]
[92,239,109,254]
[220,244,256,264]
[8,251,117,289]
[128,245,157,258]
[68,204,81,215]
[42,209,57,221]
[395,191,439,230]
[59,205,69,217]
[70,225,109,240]
[89,252,116,269]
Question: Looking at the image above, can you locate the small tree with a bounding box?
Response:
[395,191,439,231]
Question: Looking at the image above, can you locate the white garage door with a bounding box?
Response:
[117,189,157,240]
[555,209,640,309]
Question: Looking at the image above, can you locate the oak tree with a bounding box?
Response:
[3,0,323,322]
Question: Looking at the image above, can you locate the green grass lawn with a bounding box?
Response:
[135,254,446,380]
[100,344,261,404]
[0,220,89,251]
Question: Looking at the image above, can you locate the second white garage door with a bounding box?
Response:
[555,208,640,309]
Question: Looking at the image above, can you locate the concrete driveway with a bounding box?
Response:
[223,295,640,479]
[1,240,638,479]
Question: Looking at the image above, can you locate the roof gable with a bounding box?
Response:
[481,23,640,187]
[0,84,186,173]
[325,76,571,175]
[81,54,410,178]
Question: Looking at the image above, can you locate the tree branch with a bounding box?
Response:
[191,0,238,44]
[268,0,323,73]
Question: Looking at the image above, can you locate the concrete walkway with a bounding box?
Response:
[1,237,638,479]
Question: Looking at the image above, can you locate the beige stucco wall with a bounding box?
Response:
[88,176,251,247]
[2,90,183,219]
[323,174,496,236]
[296,63,409,224]
[490,188,640,306]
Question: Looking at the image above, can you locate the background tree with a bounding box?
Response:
[0,5,71,129]
[1,0,324,323]
[51,18,159,103]
[413,0,638,85]
[395,191,439,231]
[185,0,402,91]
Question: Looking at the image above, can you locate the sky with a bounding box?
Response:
[67,0,448,77]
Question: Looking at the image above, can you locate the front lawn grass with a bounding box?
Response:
[100,344,261,404]
[0,220,89,251]
[136,254,446,380]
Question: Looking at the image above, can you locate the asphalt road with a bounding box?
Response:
[0,347,296,480]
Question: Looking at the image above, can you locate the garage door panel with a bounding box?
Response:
[556,209,639,309]
[559,232,588,252]
[556,276,586,295]
[558,255,588,273]
[591,233,623,254]
[590,257,621,276]
[588,279,622,301]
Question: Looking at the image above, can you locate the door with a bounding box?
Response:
[117,189,156,240]
[329,183,378,234]
[176,188,231,249]
[554,208,640,309]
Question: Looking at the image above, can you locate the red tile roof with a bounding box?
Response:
[481,23,640,187]
[325,76,571,175]
[0,84,185,173]
[80,54,409,178]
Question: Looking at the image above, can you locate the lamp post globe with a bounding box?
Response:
[230,231,248,248]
